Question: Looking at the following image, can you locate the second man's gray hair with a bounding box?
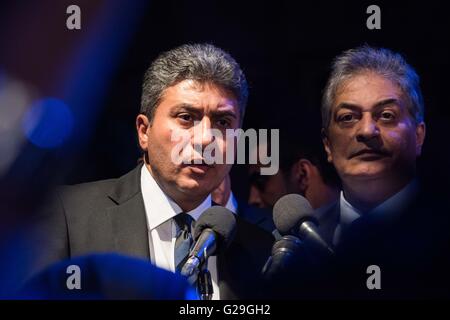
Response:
[321,45,425,129]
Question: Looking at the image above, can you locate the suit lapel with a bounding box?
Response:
[106,164,150,260]
[316,201,340,246]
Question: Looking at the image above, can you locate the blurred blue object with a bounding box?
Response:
[18,253,198,300]
[0,1,150,299]
[22,98,74,149]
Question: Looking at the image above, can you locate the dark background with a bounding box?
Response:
[69,0,450,199]
[1,0,449,214]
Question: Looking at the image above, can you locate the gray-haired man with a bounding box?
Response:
[32,44,273,299]
[317,45,450,298]
[269,46,450,299]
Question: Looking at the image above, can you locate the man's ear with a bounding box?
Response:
[321,128,333,163]
[136,114,150,151]
[415,122,426,156]
[291,159,312,192]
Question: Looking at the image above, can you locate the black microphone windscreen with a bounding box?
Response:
[193,206,237,251]
[273,194,314,235]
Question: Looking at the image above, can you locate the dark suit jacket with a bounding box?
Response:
[330,187,450,299]
[266,183,450,299]
[235,199,276,234]
[32,164,274,299]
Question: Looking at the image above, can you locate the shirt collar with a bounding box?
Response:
[340,180,418,227]
[140,164,212,230]
[224,191,238,214]
[371,180,418,216]
[339,191,362,227]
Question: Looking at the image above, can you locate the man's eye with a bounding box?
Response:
[178,113,193,122]
[380,111,396,121]
[338,113,356,123]
[217,119,231,128]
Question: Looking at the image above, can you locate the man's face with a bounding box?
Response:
[248,164,288,209]
[137,80,240,204]
[323,72,425,183]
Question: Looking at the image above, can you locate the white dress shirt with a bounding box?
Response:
[333,181,418,246]
[224,191,238,214]
[140,165,221,300]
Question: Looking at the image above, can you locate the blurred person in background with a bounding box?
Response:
[248,130,340,210]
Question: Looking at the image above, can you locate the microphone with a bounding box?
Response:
[261,235,302,280]
[273,194,334,258]
[180,206,236,278]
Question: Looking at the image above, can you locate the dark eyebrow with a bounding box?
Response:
[171,103,237,119]
[335,102,361,112]
[171,104,203,116]
[335,98,401,112]
[372,98,401,110]
[211,110,237,119]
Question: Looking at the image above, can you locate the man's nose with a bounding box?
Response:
[192,117,214,148]
[356,114,380,143]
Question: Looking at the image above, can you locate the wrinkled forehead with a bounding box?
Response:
[155,81,240,129]
[163,80,239,109]
[334,72,404,106]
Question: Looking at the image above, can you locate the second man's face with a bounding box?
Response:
[139,79,240,203]
[323,72,425,184]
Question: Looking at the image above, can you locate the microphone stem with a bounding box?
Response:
[198,267,213,300]
[181,256,201,278]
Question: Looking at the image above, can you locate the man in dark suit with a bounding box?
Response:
[31,44,273,299]
[269,45,450,299]
[319,45,450,297]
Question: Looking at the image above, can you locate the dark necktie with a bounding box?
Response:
[174,213,195,273]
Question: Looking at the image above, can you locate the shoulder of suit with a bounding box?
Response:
[57,177,117,201]
[56,164,142,204]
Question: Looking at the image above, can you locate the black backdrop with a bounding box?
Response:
[63,0,450,201]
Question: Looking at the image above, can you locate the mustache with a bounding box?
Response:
[349,148,391,159]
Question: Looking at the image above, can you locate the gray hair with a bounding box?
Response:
[321,45,425,129]
[140,43,248,123]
